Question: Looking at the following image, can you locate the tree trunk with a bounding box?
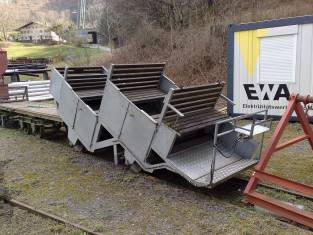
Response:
[2,27,7,41]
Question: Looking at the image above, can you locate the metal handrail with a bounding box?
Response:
[210,109,270,184]
[220,94,236,106]
[167,104,185,117]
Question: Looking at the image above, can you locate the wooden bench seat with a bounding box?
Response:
[75,88,104,100]
[163,82,226,135]
[123,88,166,103]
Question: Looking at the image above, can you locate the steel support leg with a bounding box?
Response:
[244,94,313,229]
[113,143,118,165]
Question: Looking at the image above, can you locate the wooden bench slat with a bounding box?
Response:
[113,63,165,69]
[173,97,219,109]
[162,83,225,134]
[111,72,162,79]
[112,67,165,74]
[116,80,159,87]
[120,84,159,91]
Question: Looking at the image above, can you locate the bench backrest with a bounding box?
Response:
[57,66,107,91]
[109,63,166,92]
[163,82,225,124]
[9,57,51,65]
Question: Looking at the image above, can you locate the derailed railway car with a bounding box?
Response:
[51,63,272,188]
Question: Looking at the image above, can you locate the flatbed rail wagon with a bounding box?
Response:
[0,101,62,137]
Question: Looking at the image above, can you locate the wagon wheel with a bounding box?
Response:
[34,126,44,138]
[0,116,3,127]
[18,120,25,130]
[53,123,62,132]
[31,123,36,134]
[1,116,9,128]
[23,123,32,135]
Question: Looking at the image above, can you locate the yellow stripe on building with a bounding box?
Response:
[235,28,268,78]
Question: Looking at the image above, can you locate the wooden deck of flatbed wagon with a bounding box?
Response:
[0,101,62,123]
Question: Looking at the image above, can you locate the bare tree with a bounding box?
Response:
[0,4,15,40]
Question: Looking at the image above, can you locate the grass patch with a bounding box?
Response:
[264,122,313,185]
[5,42,103,64]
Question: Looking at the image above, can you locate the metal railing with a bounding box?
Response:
[210,109,271,184]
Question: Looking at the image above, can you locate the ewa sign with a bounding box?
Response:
[243,84,290,101]
[228,15,313,118]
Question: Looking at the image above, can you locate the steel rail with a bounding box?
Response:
[0,194,103,235]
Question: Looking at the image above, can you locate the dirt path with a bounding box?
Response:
[0,127,311,235]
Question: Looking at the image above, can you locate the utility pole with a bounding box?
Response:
[77,0,86,29]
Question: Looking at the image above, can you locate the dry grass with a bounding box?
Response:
[1,127,311,234]
[96,0,313,86]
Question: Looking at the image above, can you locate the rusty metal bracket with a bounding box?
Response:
[244,94,313,228]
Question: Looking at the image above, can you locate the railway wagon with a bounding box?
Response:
[50,66,116,151]
[51,63,271,188]
[99,64,271,187]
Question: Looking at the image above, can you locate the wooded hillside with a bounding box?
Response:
[96,0,313,85]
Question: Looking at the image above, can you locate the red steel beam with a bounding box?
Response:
[274,135,309,152]
[246,192,313,228]
[254,171,313,197]
[296,95,313,104]
[245,96,298,194]
[245,94,313,228]
[0,50,7,76]
[255,96,297,172]
[295,102,313,149]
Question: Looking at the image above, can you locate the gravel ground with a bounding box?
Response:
[0,127,312,235]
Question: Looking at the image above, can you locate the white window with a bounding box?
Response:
[258,27,298,84]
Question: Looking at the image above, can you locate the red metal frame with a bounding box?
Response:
[0,50,7,76]
[244,94,313,228]
[0,50,9,100]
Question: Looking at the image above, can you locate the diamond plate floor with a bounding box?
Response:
[167,142,258,186]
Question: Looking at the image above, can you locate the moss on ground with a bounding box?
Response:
[0,126,312,234]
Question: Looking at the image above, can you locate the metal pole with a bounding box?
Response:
[210,123,219,184]
[80,0,86,29]
[76,0,80,29]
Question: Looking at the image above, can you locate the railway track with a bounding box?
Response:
[0,193,103,235]
[0,162,312,233]
[235,177,313,201]
[0,127,311,232]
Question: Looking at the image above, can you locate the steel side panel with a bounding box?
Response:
[58,83,79,127]
[99,82,129,137]
[50,69,64,102]
[151,124,176,159]
[74,100,97,149]
[120,104,156,161]
[159,75,178,92]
